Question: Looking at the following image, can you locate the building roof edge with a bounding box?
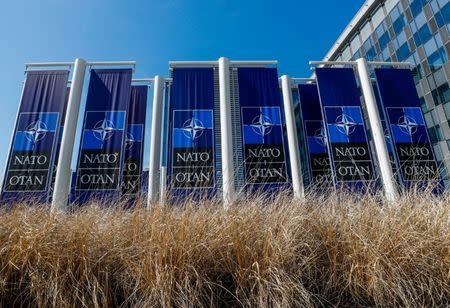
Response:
[322,0,381,61]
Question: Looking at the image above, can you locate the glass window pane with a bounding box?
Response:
[342,45,351,60]
[390,4,401,21]
[444,101,450,118]
[385,0,399,13]
[424,36,438,55]
[372,5,385,29]
[360,21,372,42]
[425,112,434,126]
[382,46,391,61]
[350,34,361,53]
[410,0,427,17]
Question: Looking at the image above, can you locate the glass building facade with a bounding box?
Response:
[323,0,450,185]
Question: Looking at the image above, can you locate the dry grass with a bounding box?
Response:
[0,192,449,307]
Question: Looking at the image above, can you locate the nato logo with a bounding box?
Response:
[82,111,126,150]
[397,115,418,136]
[125,132,135,150]
[251,114,274,136]
[93,119,115,142]
[242,107,282,145]
[388,107,426,143]
[173,110,214,148]
[125,124,144,150]
[13,112,58,151]
[325,106,365,143]
[181,117,206,140]
[314,127,328,147]
[335,113,357,136]
[306,121,328,154]
[25,120,49,143]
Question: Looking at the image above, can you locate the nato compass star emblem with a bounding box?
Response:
[398,115,418,136]
[93,119,115,142]
[251,114,274,136]
[314,127,327,146]
[335,113,357,136]
[125,132,135,149]
[25,120,48,144]
[181,117,205,140]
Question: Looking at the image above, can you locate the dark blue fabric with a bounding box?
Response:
[140,169,149,197]
[375,68,421,108]
[298,84,332,187]
[167,68,216,199]
[315,68,361,107]
[48,86,70,202]
[375,68,442,190]
[238,68,281,107]
[238,68,290,192]
[373,83,399,179]
[69,170,76,202]
[315,67,376,191]
[73,69,132,204]
[1,70,69,203]
[122,86,147,199]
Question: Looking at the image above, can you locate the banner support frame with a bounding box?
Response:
[51,58,87,212]
[309,60,411,68]
[356,58,399,202]
[147,75,165,207]
[169,60,277,68]
[219,57,235,208]
[280,75,305,200]
[291,78,316,83]
[132,78,154,84]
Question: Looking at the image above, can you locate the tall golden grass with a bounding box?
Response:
[0,191,449,307]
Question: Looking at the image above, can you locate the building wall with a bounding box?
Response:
[326,0,450,185]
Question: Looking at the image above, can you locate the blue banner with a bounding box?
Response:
[315,67,376,190]
[1,70,69,202]
[238,68,289,191]
[375,68,441,188]
[141,169,149,197]
[168,68,216,197]
[122,86,147,197]
[372,83,399,179]
[297,84,332,187]
[69,170,76,201]
[48,86,70,201]
[73,69,132,203]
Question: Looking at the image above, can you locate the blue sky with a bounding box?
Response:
[0,0,363,170]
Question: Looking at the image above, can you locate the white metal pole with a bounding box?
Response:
[280,75,305,200]
[51,58,87,212]
[147,75,165,207]
[356,58,399,203]
[219,57,235,207]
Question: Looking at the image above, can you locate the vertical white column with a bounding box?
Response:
[281,75,305,200]
[51,58,87,212]
[147,75,165,207]
[356,58,399,202]
[218,57,235,207]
